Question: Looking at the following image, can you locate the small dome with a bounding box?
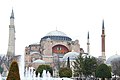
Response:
[63,52,79,61]
[106,54,120,64]
[33,59,46,64]
[46,30,67,36]
[30,51,40,55]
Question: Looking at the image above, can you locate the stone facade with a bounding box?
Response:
[25,30,81,69]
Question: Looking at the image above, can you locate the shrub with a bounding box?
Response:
[36,65,53,77]
[59,67,72,78]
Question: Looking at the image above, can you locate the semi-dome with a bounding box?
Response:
[41,30,72,41]
[106,54,120,64]
[30,51,40,55]
[33,59,46,64]
[63,52,80,61]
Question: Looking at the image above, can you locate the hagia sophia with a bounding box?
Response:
[24,19,104,70]
[1,9,120,77]
[25,30,82,69]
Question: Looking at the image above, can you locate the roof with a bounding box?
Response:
[41,30,72,41]
[10,9,14,19]
[63,52,79,61]
[46,30,67,37]
[30,51,40,55]
[33,59,46,64]
[106,54,120,64]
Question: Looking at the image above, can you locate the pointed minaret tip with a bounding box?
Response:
[102,19,104,30]
[10,9,14,19]
[87,31,89,39]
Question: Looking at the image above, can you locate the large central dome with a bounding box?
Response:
[41,30,72,41]
[46,30,67,36]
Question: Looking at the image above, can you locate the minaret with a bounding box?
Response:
[87,31,90,55]
[101,20,106,61]
[7,9,15,57]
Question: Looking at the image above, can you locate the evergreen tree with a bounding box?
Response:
[0,66,3,74]
[6,61,20,80]
[73,55,98,78]
[67,57,70,68]
[83,56,98,77]
[95,63,111,80]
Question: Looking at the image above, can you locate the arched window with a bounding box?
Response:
[52,45,69,54]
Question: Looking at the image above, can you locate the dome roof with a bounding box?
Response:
[106,54,120,64]
[63,52,79,61]
[30,51,40,55]
[46,30,67,36]
[33,59,46,64]
[41,30,72,41]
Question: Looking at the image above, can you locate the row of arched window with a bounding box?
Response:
[41,36,72,41]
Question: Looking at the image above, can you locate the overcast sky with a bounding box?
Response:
[0,0,120,59]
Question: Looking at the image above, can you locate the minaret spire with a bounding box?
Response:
[102,19,105,34]
[87,31,90,55]
[10,9,14,19]
[10,9,15,26]
[87,31,89,39]
[101,19,106,62]
[7,9,15,57]
[102,19,104,30]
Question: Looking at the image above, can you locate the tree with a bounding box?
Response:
[73,55,98,78]
[82,56,98,77]
[73,54,84,77]
[6,61,20,80]
[67,57,70,68]
[59,67,72,78]
[95,63,111,80]
[0,66,3,74]
[36,65,53,77]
